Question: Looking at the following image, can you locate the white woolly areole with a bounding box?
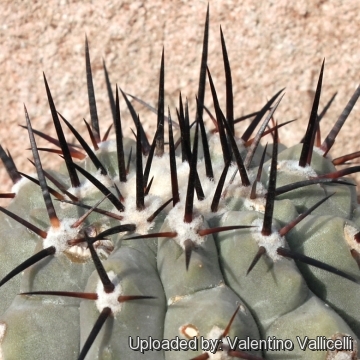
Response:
[113,154,188,224]
[95,270,122,316]
[206,326,231,360]
[330,354,354,360]
[251,218,285,261]
[192,167,227,219]
[97,140,117,153]
[225,170,251,197]
[243,182,267,213]
[11,174,34,194]
[43,218,81,254]
[313,146,326,157]
[276,160,317,178]
[117,153,184,202]
[326,333,358,360]
[194,162,246,219]
[43,220,113,260]
[60,187,83,210]
[0,322,5,360]
[226,169,267,213]
[344,224,360,252]
[93,171,114,189]
[166,202,204,249]
[67,169,114,199]
[146,153,181,200]
[120,194,163,234]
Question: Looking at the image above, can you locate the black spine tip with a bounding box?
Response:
[136,115,145,211]
[43,74,81,188]
[155,47,165,157]
[211,160,230,213]
[0,246,55,288]
[168,108,180,206]
[321,84,360,155]
[220,25,234,136]
[184,120,199,223]
[115,86,127,182]
[24,105,60,228]
[103,59,116,124]
[0,145,21,184]
[85,234,115,293]
[261,125,278,236]
[299,59,324,167]
[73,163,125,212]
[78,307,112,360]
[85,35,100,144]
[59,113,107,176]
[246,246,266,275]
[277,247,360,285]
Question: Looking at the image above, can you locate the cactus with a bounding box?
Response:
[0,6,360,360]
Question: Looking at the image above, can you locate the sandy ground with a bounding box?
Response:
[1,0,360,198]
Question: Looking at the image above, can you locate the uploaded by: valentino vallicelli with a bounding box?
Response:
[128,335,354,354]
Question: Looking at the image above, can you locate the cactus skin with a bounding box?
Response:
[0,7,360,360]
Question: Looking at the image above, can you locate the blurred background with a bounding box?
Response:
[0,0,359,195]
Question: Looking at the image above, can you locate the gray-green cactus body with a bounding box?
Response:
[285,214,360,337]
[157,205,262,360]
[265,144,357,218]
[266,295,358,360]
[212,210,360,359]
[80,244,166,360]
[0,294,80,359]
[211,210,308,333]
